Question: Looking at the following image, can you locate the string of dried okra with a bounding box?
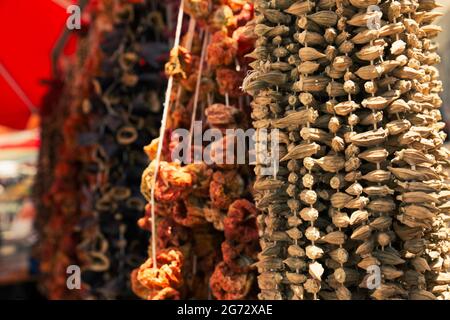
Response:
[246,0,449,300]
[386,0,450,300]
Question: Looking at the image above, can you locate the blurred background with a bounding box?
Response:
[0,0,170,299]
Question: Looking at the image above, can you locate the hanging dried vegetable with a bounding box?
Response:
[245,0,449,300]
[35,0,168,299]
[34,79,65,236]
[35,1,112,299]
[133,0,259,300]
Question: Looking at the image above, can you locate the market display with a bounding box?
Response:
[18,0,450,301]
[245,0,450,300]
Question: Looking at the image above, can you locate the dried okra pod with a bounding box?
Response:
[245,0,450,300]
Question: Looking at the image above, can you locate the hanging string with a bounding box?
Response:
[0,62,37,112]
[186,31,209,271]
[149,0,185,270]
[224,92,230,107]
[185,18,197,51]
[188,32,209,147]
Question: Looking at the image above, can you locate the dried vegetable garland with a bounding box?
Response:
[36,3,107,297]
[77,0,169,299]
[35,0,167,299]
[132,0,259,300]
[245,0,450,300]
[34,79,65,242]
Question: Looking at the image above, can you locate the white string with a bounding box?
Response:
[0,62,37,112]
[188,33,209,147]
[149,0,185,270]
[185,18,197,51]
[225,92,230,107]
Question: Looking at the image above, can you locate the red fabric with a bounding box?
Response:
[0,128,41,149]
[0,0,75,129]
[0,139,41,150]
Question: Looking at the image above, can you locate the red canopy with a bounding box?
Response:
[0,0,78,129]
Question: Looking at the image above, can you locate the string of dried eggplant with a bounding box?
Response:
[36,0,169,299]
[76,0,169,299]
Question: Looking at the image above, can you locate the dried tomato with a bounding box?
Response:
[207,31,238,68]
[223,199,258,243]
[210,261,253,300]
[205,103,240,127]
[184,163,213,195]
[136,248,183,293]
[156,218,190,249]
[209,5,236,31]
[141,161,193,202]
[216,68,243,97]
[204,207,225,231]
[131,269,181,300]
[209,170,244,209]
[221,240,253,273]
[165,46,193,79]
[172,196,208,228]
[184,0,212,21]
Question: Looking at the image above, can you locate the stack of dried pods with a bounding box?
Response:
[245,0,449,300]
[132,0,259,300]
